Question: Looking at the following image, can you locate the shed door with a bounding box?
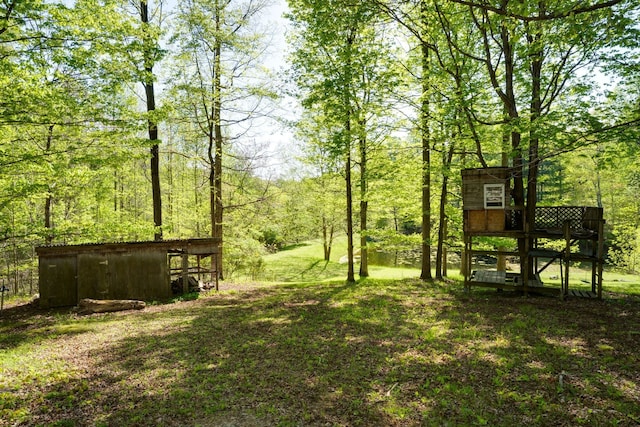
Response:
[77,251,170,301]
[39,255,77,308]
[77,254,111,301]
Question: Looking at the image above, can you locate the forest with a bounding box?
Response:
[1,0,639,294]
[3,2,640,426]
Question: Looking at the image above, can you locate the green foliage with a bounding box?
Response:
[258,226,286,252]
[0,0,639,295]
[223,237,267,281]
[609,216,640,274]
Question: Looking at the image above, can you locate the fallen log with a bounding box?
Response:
[77,298,146,315]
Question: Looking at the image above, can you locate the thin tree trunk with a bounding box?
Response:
[420,35,432,281]
[359,121,368,278]
[344,29,356,284]
[44,124,55,245]
[140,1,162,241]
[436,144,454,279]
[345,120,355,284]
[322,216,334,261]
[346,149,355,283]
[212,0,224,280]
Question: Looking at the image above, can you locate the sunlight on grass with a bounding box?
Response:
[253,235,425,284]
[3,237,640,426]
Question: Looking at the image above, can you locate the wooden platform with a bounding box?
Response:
[468,270,598,298]
[567,289,599,298]
[470,270,543,287]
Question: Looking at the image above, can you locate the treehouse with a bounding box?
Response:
[462,167,605,299]
[36,238,220,308]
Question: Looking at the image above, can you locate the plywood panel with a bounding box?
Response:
[39,255,77,308]
[77,254,110,301]
[486,210,505,231]
[108,251,169,301]
[466,210,505,232]
[77,251,170,301]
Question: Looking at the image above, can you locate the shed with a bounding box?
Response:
[36,238,220,308]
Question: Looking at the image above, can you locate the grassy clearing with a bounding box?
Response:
[2,241,640,426]
[250,235,640,295]
[233,237,422,284]
[2,279,640,426]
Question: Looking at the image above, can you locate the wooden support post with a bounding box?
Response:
[597,220,604,299]
[591,239,597,294]
[182,252,189,294]
[462,235,470,292]
[563,221,571,300]
[197,255,202,283]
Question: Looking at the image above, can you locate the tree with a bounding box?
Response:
[61,0,169,241]
[435,0,639,278]
[288,0,402,281]
[295,109,348,261]
[169,0,276,279]
[287,0,362,283]
[139,1,164,241]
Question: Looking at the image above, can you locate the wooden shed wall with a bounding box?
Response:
[462,167,510,210]
[39,255,77,308]
[37,238,219,308]
[39,250,170,308]
[77,250,169,303]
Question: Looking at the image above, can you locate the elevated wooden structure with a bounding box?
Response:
[462,168,605,299]
[36,238,220,308]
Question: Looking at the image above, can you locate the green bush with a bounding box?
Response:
[223,237,267,280]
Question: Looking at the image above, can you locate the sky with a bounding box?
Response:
[160,0,299,179]
[61,0,299,178]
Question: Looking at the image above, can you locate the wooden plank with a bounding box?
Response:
[39,255,78,308]
[472,270,506,284]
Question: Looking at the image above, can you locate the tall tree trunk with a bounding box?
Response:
[140,1,162,241]
[497,105,510,274]
[436,143,454,279]
[44,124,55,245]
[525,13,545,280]
[346,132,355,283]
[498,21,527,277]
[211,0,224,280]
[344,30,356,284]
[420,35,432,281]
[358,120,368,278]
[345,97,355,283]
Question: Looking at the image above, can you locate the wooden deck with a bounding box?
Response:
[468,270,599,299]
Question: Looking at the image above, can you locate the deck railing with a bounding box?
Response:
[534,206,603,232]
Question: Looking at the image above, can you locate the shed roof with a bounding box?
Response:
[36,238,221,257]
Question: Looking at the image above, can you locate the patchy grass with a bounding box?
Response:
[2,279,640,426]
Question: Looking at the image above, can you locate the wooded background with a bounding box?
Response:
[1,0,639,293]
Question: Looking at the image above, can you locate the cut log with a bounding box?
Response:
[77,298,146,315]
